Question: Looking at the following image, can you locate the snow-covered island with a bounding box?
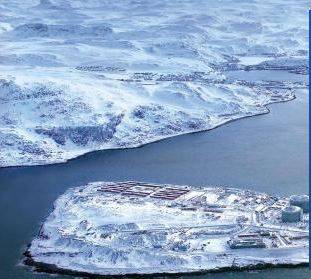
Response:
[0,0,309,167]
[25,181,309,276]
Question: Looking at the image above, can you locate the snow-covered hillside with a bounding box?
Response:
[0,0,309,167]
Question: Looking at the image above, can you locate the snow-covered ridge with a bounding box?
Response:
[25,181,309,276]
[0,0,309,167]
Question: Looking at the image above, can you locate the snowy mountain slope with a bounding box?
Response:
[0,0,309,167]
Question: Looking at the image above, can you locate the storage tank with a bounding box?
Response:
[289,195,309,213]
[281,206,302,223]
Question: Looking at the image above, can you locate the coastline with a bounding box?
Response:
[0,81,308,279]
[0,2,309,279]
[23,249,308,278]
[1,94,296,169]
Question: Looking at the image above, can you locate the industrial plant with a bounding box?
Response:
[25,181,309,276]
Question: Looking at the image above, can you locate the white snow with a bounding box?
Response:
[0,0,309,167]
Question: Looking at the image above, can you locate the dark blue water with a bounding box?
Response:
[0,90,309,278]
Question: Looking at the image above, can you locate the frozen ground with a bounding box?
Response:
[0,0,309,167]
[26,181,309,276]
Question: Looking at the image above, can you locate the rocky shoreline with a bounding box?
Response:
[23,249,308,278]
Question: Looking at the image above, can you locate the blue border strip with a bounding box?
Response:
[308,10,311,270]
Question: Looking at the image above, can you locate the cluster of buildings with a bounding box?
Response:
[99,182,309,251]
[228,195,309,250]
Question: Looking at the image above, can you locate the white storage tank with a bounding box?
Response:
[281,206,302,223]
[289,195,309,213]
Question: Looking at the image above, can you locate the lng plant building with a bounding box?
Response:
[281,205,303,223]
[289,195,309,213]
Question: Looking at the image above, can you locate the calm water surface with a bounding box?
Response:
[0,90,309,278]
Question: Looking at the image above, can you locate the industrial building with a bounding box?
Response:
[281,206,302,223]
[228,235,266,249]
[289,195,309,213]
